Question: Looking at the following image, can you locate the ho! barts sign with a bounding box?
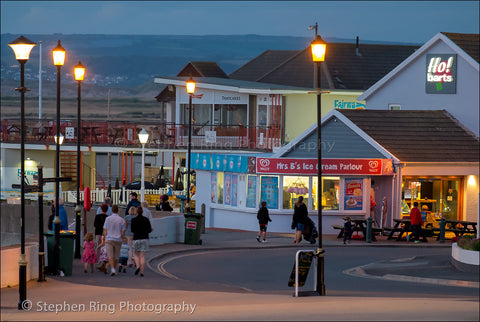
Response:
[426,54,457,94]
[256,158,393,176]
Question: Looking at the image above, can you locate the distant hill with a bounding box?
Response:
[1,33,421,97]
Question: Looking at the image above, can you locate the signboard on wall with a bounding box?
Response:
[426,54,457,94]
[256,158,393,176]
[344,178,364,210]
[246,175,257,208]
[260,176,278,209]
[193,153,248,173]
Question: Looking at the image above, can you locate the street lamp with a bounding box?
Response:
[138,129,149,202]
[53,40,65,275]
[8,34,36,311]
[311,34,326,296]
[73,61,85,258]
[185,77,195,209]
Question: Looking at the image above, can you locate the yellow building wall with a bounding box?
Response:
[284,91,365,143]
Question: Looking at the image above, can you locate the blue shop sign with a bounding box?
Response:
[192,153,248,173]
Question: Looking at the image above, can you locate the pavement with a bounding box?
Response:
[1,229,479,321]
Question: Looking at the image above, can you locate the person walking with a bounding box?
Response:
[118,237,130,273]
[124,206,137,267]
[52,198,69,231]
[343,216,353,244]
[94,203,109,246]
[410,202,424,243]
[141,201,154,227]
[256,201,272,243]
[96,197,112,216]
[131,207,152,277]
[81,232,97,273]
[292,196,308,244]
[125,191,141,216]
[103,205,126,276]
[155,194,173,211]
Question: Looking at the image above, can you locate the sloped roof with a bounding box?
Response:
[229,42,419,90]
[338,109,480,162]
[228,50,299,81]
[359,32,480,101]
[442,32,480,63]
[177,62,229,78]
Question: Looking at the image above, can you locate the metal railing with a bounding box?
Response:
[1,119,282,151]
[62,187,186,206]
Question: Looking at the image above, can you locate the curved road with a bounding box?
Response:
[153,246,479,298]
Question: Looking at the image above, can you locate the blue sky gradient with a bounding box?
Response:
[2,1,479,43]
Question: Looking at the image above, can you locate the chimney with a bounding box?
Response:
[355,36,362,56]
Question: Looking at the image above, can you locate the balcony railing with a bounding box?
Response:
[1,119,282,151]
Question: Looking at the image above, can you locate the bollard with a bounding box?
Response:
[439,218,446,243]
[366,217,372,243]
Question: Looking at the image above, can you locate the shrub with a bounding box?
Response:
[457,234,480,251]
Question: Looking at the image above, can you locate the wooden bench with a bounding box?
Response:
[383,226,403,239]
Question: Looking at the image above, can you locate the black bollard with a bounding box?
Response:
[366,217,372,243]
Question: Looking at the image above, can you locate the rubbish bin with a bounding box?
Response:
[184,213,202,245]
[44,230,76,276]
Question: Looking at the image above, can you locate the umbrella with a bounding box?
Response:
[114,178,120,190]
[106,184,112,198]
[154,166,166,189]
[172,168,183,191]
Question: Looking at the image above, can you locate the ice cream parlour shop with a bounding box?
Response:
[192,152,395,234]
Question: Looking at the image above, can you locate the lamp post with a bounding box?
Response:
[52,40,66,275]
[9,35,37,311]
[311,34,326,296]
[73,61,85,258]
[185,77,196,209]
[138,129,149,202]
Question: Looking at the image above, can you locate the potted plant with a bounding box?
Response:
[451,234,479,272]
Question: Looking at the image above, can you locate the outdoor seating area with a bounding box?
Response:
[332,217,478,243]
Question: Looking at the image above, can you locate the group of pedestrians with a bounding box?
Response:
[81,192,153,277]
[256,196,315,245]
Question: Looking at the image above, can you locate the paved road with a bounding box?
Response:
[153,246,479,297]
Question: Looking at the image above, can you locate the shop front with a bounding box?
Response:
[192,151,395,234]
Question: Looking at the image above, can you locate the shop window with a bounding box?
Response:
[402,177,461,220]
[217,172,224,204]
[258,105,268,127]
[181,104,212,135]
[223,173,238,206]
[246,175,257,208]
[260,176,279,209]
[214,104,247,126]
[283,176,309,209]
[313,176,339,210]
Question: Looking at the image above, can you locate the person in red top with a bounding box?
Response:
[410,202,424,243]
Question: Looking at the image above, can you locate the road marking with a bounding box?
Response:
[343,259,479,289]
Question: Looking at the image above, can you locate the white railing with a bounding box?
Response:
[62,188,186,206]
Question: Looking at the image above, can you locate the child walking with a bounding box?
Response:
[256,201,272,243]
[81,233,97,273]
[343,217,352,244]
[96,235,109,274]
[118,237,130,273]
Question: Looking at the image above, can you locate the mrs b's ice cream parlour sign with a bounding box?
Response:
[256,158,393,175]
[426,54,457,94]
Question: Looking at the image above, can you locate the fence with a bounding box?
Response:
[62,188,186,206]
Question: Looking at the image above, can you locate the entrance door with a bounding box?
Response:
[442,180,460,220]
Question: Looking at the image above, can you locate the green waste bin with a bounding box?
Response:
[44,230,76,276]
[184,213,202,245]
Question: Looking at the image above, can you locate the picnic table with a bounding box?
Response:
[438,219,478,238]
[332,219,382,241]
[385,218,434,242]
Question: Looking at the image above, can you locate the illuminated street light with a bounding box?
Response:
[52,40,65,275]
[74,61,85,259]
[8,34,36,311]
[138,129,149,202]
[311,33,326,296]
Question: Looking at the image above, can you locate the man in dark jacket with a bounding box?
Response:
[125,192,141,216]
[256,201,272,243]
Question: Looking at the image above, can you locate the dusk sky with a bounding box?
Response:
[1,1,479,44]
